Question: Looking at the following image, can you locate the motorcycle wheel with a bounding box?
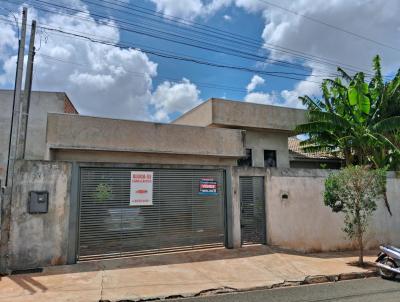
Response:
[379,258,397,279]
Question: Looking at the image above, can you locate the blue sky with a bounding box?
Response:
[0,0,399,121]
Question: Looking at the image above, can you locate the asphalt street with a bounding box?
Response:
[170,277,400,302]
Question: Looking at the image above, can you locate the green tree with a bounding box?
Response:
[296,55,400,170]
[324,166,386,265]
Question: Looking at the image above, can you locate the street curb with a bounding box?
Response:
[106,269,378,302]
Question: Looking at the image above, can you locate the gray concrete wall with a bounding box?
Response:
[46,113,245,159]
[173,98,307,132]
[8,160,72,270]
[52,149,238,166]
[0,90,68,183]
[211,99,307,132]
[172,100,213,127]
[245,130,289,168]
[232,167,400,252]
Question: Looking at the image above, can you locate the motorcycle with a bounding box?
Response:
[376,245,400,279]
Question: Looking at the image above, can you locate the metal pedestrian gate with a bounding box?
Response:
[77,167,225,260]
[239,176,266,245]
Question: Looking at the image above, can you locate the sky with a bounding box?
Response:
[0,0,399,122]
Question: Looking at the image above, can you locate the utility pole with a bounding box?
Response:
[5,6,27,187]
[0,7,28,275]
[17,20,36,160]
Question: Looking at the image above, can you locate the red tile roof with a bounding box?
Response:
[289,137,343,160]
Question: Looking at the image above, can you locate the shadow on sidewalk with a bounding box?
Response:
[7,275,48,294]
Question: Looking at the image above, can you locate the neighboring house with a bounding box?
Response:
[0,90,78,184]
[288,137,343,169]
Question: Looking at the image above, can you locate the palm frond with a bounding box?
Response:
[325,78,347,90]
[299,95,323,111]
[308,111,352,129]
[375,133,400,151]
[373,116,400,133]
[337,67,352,82]
[295,121,343,135]
[372,55,383,87]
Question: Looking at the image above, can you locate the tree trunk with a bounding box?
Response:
[383,190,392,216]
[358,233,364,266]
[355,205,364,266]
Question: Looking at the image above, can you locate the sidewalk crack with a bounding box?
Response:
[99,264,107,302]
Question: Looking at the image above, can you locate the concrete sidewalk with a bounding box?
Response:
[0,246,378,302]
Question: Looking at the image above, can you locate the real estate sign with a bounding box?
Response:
[199,178,218,196]
[130,171,153,206]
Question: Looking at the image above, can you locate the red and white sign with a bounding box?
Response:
[130,171,153,206]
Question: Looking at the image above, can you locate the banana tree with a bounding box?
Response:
[295,55,400,215]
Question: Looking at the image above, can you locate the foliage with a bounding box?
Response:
[324,166,387,265]
[295,55,400,171]
[94,183,111,202]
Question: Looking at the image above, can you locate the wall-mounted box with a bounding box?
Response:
[28,191,49,214]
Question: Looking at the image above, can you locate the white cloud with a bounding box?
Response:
[151,78,201,122]
[245,91,277,105]
[150,0,268,20]
[150,0,232,20]
[150,0,204,20]
[246,74,265,92]
[260,1,400,105]
[260,1,400,71]
[280,79,317,109]
[150,0,400,109]
[223,14,232,21]
[0,4,159,120]
[0,22,17,61]
[245,74,281,106]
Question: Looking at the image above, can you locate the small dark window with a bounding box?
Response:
[238,149,252,167]
[264,150,277,167]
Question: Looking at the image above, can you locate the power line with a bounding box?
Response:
[84,0,345,71]
[22,0,334,77]
[87,0,392,77]
[31,22,325,84]
[4,0,389,79]
[0,3,390,87]
[0,17,323,85]
[257,0,400,53]
[37,53,250,93]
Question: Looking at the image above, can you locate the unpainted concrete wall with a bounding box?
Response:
[0,90,68,183]
[245,130,289,168]
[211,99,307,132]
[172,100,213,127]
[46,113,245,159]
[8,160,72,270]
[172,98,307,132]
[52,149,238,166]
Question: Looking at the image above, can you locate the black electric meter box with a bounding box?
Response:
[28,191,49,214]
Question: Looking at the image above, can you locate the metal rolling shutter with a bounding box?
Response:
[78,167,225,260]
[240,176,266,245]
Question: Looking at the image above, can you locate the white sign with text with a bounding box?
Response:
[130,171,153,206]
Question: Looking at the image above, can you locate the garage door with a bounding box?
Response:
[78,167,225,260]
